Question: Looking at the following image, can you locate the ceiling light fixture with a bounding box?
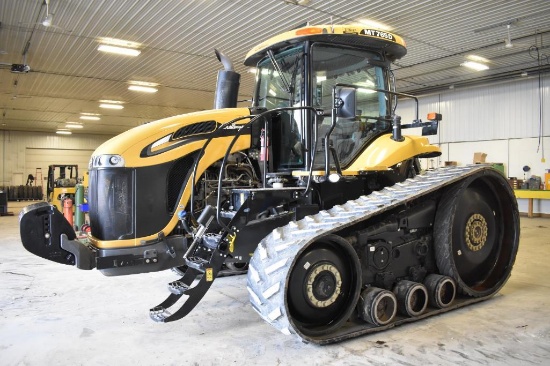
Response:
[99,103,124,109]
[65,123,83,129]
[80,115,101,121]
[99,99,124,104]
[128,85,158,93]
[42,0,53,27]
[42,13,53,27]
[466,55,490,63]
[56,129,72,135]
[461,61,489,71]
[98,44,141,56]
[98,37,141,48]
[97,37,142,57]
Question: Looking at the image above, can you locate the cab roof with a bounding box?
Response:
[244,24,407,66]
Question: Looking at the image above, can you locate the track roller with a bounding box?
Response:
[358,287,397,326]
[393,280,428,317]
[424,274,456,308]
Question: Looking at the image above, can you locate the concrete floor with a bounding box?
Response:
[1,207,550,365]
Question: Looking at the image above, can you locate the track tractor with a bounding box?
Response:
[20,24,519,344]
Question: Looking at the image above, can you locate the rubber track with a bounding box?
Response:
[246,165,498,344]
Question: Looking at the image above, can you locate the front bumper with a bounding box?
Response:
[19,202,187,276]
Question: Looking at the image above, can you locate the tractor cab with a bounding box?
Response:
[245,25,407,176]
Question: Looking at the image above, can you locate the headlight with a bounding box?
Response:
[90,154,126,168]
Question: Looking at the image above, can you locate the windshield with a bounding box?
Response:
[311,44,391,168]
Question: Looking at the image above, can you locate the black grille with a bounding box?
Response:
[89,168,135,240]
[172,121,217,140]
[167,153,198,213]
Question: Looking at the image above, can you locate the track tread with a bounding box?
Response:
[247,165,502,343]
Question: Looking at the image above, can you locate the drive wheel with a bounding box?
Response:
[286,235,361,337]
[434,170,519,297]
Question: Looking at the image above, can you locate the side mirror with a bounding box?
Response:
[335,87,356,119]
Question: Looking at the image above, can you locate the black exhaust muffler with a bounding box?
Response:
[213,49,240,109]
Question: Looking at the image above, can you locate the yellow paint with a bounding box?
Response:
[206,268,214,282]
[93,108,251,168]
[227,234,236,253]
[514,190,550,199]
[344,134,441,172]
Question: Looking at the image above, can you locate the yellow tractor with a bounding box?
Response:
[20,24,519,344]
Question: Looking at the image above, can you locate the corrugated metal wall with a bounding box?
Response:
[399,75,549,175]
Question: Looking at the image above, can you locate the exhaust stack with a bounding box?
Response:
[214,49,240,109]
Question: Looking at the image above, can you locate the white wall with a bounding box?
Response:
[0,130,110,187]
[397,74,550,214]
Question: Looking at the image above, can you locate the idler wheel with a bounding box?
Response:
[286,235,361,336]
[434,170,520,297]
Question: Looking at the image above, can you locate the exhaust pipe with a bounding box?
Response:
[214,49,240,109]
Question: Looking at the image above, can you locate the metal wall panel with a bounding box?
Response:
[398,75,549,143]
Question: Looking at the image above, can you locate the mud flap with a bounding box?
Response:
[19,202,79,266]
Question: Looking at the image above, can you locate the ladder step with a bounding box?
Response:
[168,280,190,295]
[185,256,209,271]
[149,306,171,322]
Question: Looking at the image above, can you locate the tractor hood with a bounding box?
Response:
[91,107,251,168]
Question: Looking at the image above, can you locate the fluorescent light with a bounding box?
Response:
[56,130,72,135]
[316,75,327,82]
[98,44,141,57]
[80,112,101,116]
[80,116,101,121]
[128,80,158,87]
[461,61,489,71]
[467,55,490,63]
[99,99,124,104]
[65,123,83,129]
[98,37,141,49]
[100,103,124,109]
[268,89,277,96]
[128,85,158,93]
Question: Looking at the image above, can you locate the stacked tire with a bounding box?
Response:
[4,185,43,201]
